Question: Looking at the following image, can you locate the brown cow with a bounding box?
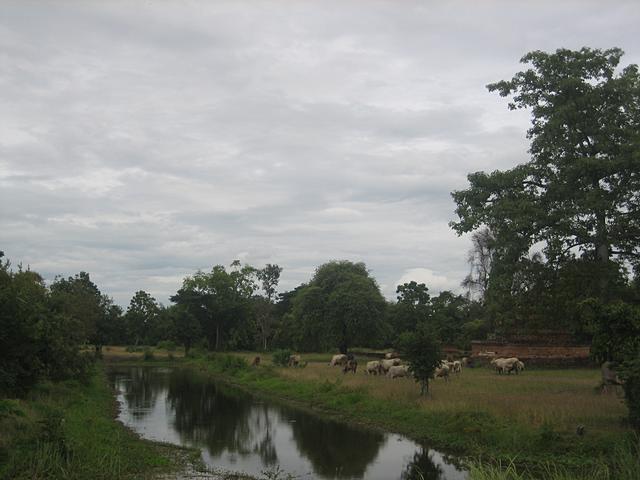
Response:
[342,359,357,374]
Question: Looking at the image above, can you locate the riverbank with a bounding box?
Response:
[0,365,202,480]
[171,352,638,479]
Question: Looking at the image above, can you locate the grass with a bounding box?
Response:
[181,351,636,476]
[0,365,196,480]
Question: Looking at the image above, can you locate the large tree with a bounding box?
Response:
[172,261,257,350]
[288,261,386,353]
[451,48,640,295]
[125,290,160,346]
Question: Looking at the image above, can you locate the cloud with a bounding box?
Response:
[0,0,638,305]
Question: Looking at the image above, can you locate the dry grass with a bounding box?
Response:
[234,352,627,434]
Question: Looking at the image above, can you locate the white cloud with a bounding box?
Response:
[394,268,462,299]
[0,0,638,305]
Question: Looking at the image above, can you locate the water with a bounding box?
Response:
[109,366,468,480]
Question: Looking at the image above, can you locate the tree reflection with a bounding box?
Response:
[114,367,162,418]
[286,408,384,478]
[400,448,443,480]
[166,369,278,465]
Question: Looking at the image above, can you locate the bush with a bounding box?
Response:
[156,340,177,351]
[272,349,292,367]
[214,354,248,374]
[143,348,154,361]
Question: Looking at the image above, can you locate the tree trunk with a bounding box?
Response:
[595,206,611,295]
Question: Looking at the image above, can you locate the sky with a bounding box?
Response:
[1,1,639,306]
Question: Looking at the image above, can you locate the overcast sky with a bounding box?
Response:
[1,1,639,306]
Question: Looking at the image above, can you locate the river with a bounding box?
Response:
[109,366,468,480]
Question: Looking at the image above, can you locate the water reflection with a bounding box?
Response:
[287,408,384,477]
[110,366,467,480]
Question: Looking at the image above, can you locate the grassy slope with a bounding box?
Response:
[0,365,194,480]
[184,352,637,477]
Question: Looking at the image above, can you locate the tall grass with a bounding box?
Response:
[0,367,180,480]
[469,440,640,479]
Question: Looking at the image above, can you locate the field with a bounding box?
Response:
[232,352,627,435]
[210,350,640,479]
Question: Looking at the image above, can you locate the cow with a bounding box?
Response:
[600,361,624,393]
[366,360,383,375]
[387,365,410,379]
[342,359,357,374]
[288,354,301,367]
[380,358,402,373]
[434,364,450,381]
[329,354,348,366]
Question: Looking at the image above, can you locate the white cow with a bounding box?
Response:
[380,358,402,373]
[329,354,348,366]
[387,365,410,379]
[366,360,383,375]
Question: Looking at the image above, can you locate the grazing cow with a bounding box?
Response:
[366,360,383,375]
[452,360,462,374]
[600,361,623,393]
[251,356,261,367]
[288,354,301,367]
[387,365,409,379]
[342,359,357,374]
[512,360,525,374]
[434,364,450,381]
[329,354,348,366]
[491,357,520,374]
[380,358,402,373]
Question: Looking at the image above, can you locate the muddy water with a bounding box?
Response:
[109,366,468,480]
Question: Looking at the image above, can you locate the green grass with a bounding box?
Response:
[181,353,638,478]
[0,366,195,480]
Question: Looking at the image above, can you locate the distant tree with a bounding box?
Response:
[288,261,386,353]
[170,306,202,355]
[390,281,431,336]
[396,325,442,396]
[257,264,283,302]
[50,271,102,345]
[461,227,494,301]
[125,290,160,346]
[254,264,283,350]
[172,261,257,350]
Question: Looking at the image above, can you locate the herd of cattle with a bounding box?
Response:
[320,352,526,381]
[250,353,621,394]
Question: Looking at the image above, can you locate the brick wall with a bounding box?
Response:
[471,341,593,367]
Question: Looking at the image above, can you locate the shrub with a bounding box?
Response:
[156,340,177,351]
[143,348,154,361]
[215,354,248,374]
[272,349,292,367]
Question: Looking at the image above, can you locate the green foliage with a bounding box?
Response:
[125,290,160,346]
[396,325,442,395]
[587,300,640,429]
[143,348,155,361]
[0,369,174,480]
[156,340,177,351]
[0,257,94,396]
[286,260,387,353]
[451,47,640,335]
[272,349,292,367]
[171,261,257,351]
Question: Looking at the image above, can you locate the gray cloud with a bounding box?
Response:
[1,0,638,305]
